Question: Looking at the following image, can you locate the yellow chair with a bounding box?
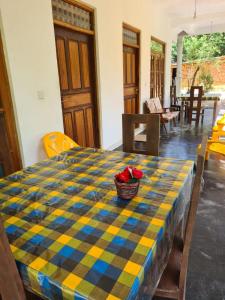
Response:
[43,132,79,158]
[199,114,225,160]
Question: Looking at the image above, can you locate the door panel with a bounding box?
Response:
[131,53,136,84]
[55,25,99,148]
[68,41,81,89]
[74,110,86,146]
[150,38,165,104]
[86,107,95,147]
[123,45,139,114]
[62,93,91,109]
[124,97,136,114]
[126,52,132,84]
[80,43,91,88]
[63,112,74,139]
[56,39,69,91]
[150,53,164,101]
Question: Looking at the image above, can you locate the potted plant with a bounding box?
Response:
[114,166,143,200]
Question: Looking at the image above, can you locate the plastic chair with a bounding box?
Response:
[198,114,225,160]
[206,114,225,160]
[43,132,79,158]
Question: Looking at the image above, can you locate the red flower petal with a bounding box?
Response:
[132,168,143,180]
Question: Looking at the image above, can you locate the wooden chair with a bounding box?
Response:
[0,218,26,300]
[170,85,181,112]
[146,98,179,134]
[0,216,43,300]
[187,86,205,126]
[43,132,79,158]
[122,114,160,156]
[154,136,208,300]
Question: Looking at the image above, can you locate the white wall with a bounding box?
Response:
[121,0,173,107]
[0,0,64,166]
[0,0,173,167]
[84,0,124,150]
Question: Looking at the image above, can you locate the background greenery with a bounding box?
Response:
[172,32,225,63]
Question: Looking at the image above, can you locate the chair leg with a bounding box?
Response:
[188,108,192,125]
[205,149,209,161]
[173,118,177,127]
[195,113,200,127]
[162,121,167,134]
[201,109,205,124]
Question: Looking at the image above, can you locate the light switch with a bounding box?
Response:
[37,90,45,100]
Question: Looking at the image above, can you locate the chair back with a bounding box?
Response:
[188,86,203,125]
[0,218,26,300]
[179,136,207,296]
[170,85,177,106]
[122,114,160,156]
[145,99,158,114]
[153,97,163,112]
[43,132,79,158]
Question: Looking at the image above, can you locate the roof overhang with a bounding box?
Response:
[160,0,225,39]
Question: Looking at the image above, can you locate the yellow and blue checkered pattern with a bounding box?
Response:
[0,147,193,300]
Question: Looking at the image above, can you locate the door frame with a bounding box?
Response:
[0,31,22,174]
[123,22,141,114]
[150,36,166,104]
[52,0,101,147]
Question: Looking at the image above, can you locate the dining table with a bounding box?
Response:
[0,147,194,300]
[178,95,221,127]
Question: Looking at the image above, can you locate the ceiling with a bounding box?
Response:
[160,0,225,37]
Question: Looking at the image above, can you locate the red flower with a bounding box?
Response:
[124,166,132,177]
[132,168,143,180]
[115,172,130,183]
[115,166,143,183]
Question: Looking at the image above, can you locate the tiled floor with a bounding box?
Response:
[118,109,225,300]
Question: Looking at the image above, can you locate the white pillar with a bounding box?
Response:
[176,31,187,96]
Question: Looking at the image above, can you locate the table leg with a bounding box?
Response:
[212,100,218,126]
[180,101,185,128]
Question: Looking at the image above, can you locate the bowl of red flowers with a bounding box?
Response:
[114,166,143,200]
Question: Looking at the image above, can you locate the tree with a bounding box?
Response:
[172,32,225,63]
[172,32,225,89]
[199,69,214,92]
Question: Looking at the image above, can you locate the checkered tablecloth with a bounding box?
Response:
[0,148,194,300]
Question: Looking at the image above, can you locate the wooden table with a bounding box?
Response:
[0,148,194,299]
[179,96,220,127]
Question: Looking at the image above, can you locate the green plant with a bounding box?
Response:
[199,70,214,92]
[172,32,225,63]
[172,32,225,88]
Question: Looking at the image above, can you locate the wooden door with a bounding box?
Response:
[150,37,165,104]
[123,46,139,113]
[0,33,21,177]
[55,25,99,148]
[123,24,140,114]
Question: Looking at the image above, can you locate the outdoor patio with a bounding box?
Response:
[159,108,225,299]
